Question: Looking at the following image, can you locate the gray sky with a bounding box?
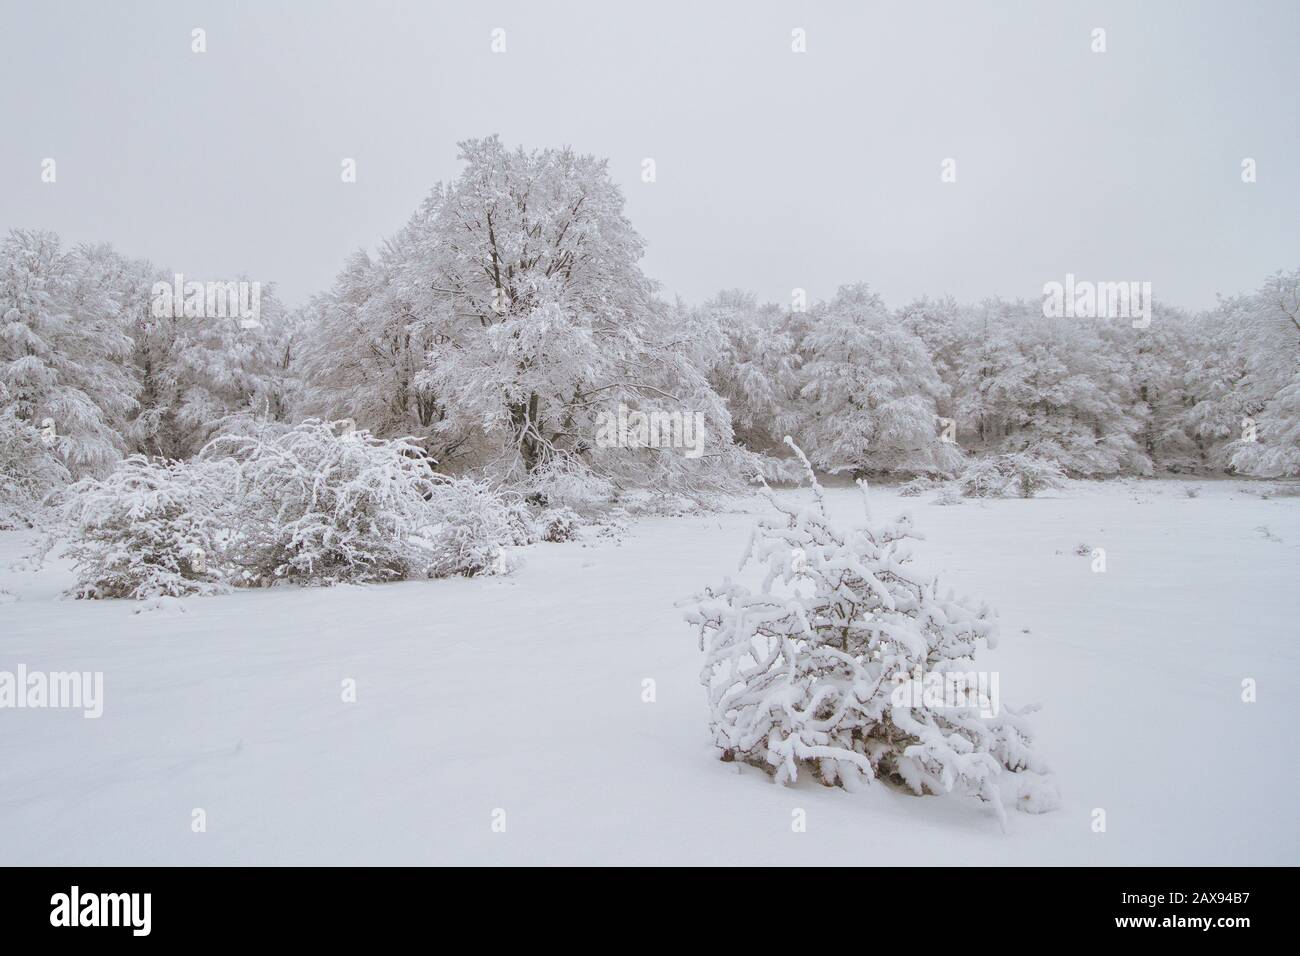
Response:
[2,0,1297,312]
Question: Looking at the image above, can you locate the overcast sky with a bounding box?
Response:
[2,0,1297,312]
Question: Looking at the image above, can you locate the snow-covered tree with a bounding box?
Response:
[1173,309,1248,470]
[895,295,967,406]
[4,191,1293,495]
[0,230,137,478]
[1231,372,1300,477]
[404,136,666,476]
[296,227,461,462]
[0,396,70,528]
[688,440,1056,824]
[165,280,294,456]
[699,290,799,455]
[1120,306,1205,472]
[80,248,188,459]
[1222,270,1300,477]
[792,285,962,476]
[950,298,1149,476]
[2,230,295,479]
[299,137,753,503]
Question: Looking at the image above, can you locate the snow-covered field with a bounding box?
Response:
[2,479,1297,866]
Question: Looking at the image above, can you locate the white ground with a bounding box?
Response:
[1,479,1297,865]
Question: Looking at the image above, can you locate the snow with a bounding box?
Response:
[1,479,1297,865]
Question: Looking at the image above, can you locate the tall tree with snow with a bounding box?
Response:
[793,284,961,476]
[301,136,751,500]
[1222,269,1300,477]
[950,298,1149,476]
[0,230,136,478]
[698,289,799,456]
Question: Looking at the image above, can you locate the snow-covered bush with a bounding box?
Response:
[954,457,1007,498]
[58,455,234,599]
[958,460,1004,498]
[422,474,531,578]
[538,506,583,543]
[1001,453,1068,498]
[932,487,962,506]
[898,475,937,497]
[500,497,539,546]
[688,439,1055,824]
[201,420,455,586]
[50,421,536,598]
[591,508,630,544]
[957,453,1066,499]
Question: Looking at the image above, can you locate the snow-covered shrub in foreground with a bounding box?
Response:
[58,455,233,599]
[958,453,1067,499]
[688,439,1056,824]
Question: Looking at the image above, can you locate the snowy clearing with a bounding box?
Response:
[2,479,1297,865]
